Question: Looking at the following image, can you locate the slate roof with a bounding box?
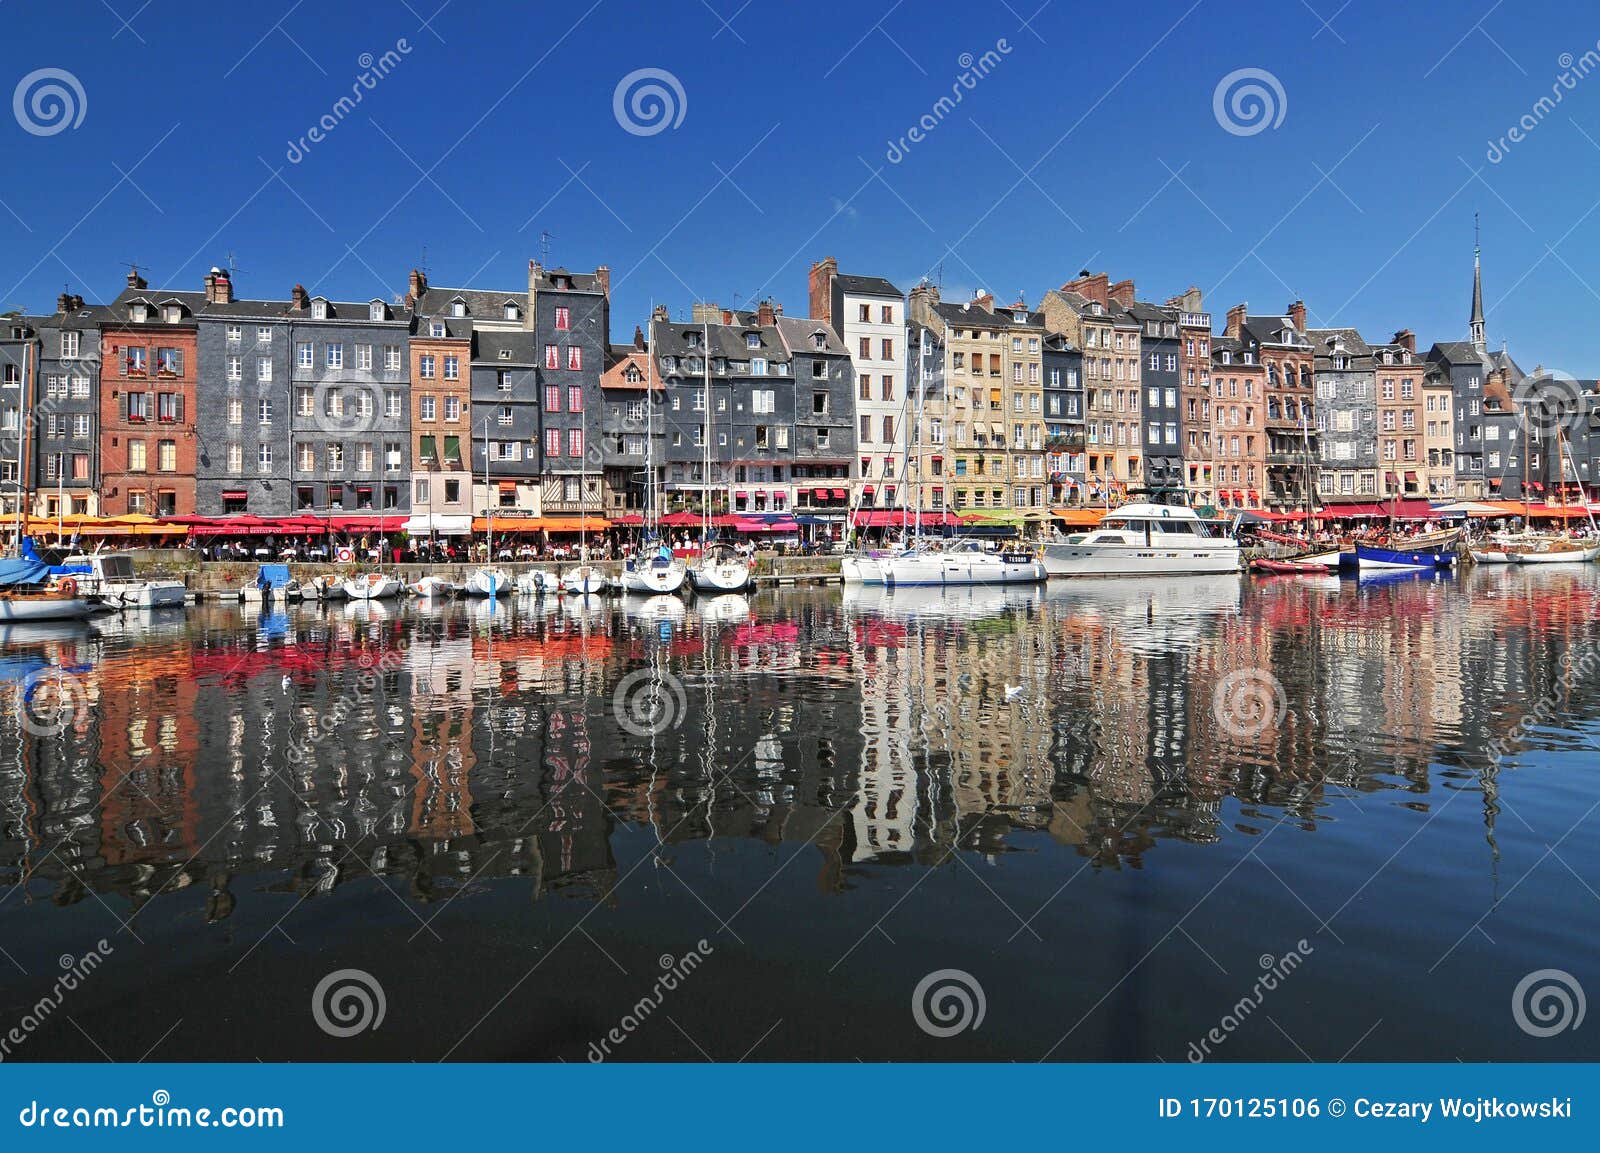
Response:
[412,286,525,322]
[775,314,849,356]
[471,329,539,363]
[833,273,903,297]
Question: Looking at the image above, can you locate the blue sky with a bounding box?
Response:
[3,1,1598,368]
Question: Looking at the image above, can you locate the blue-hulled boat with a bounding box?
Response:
[1338,540,1458,571]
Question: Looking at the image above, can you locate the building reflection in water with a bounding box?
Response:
[3,566,1599,920]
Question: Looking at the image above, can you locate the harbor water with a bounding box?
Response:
[1,565,1597,1061]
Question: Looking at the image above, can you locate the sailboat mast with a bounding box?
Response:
[702,321,711,543]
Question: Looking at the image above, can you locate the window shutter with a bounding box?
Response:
[118,391,127,420]
[175,393,185,423]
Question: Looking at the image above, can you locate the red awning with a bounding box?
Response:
[1321,502,1388,518]
[1247,490,1259,503]
[852,510,961,528]
[812,487,829,498]
[832,488,847,499]
[735,518,799,533]
[1391,499,1435,519]
[497,480,517,493]
[612,514,645,526]
[1403,471,1419,483]
[861,485,875,495]
[221,490,248,500]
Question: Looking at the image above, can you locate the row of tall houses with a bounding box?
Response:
[2,242,1596,526]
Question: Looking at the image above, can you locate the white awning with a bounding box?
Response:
[404,514,473,537]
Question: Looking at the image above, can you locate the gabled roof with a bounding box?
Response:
[600,346,658,391]
[471,329,538,363]
[775,314,848,356]
[414,285,525,321]
[531,266,605,294]
[1239,315,1312,349]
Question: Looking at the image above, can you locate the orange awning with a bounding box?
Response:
[472,515,612,533]
[1050,508,1105,527]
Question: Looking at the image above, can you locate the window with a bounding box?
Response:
[414,478,429,504]
[545,428,561,457]
[297,342,313,368]
[430,322,446,338]
[255,356,272,383]
[157,393,181,422]
[258,398,273,425]
[444,355,459,380]
[419,354,435,379]
[385,390,403,419]
[444,396,460,421]
[555,306,570,330]
[157,440,177,472]
[297,443,315,471]
[544,384,561,412]
[568,385,583,412]
[227,355,242,382]
[325,343,343,369]
[881,338,894,360]
[258,443,273,472]
[326,443,344,472]
[227,443,242,474]
[567,346,582,371]
[384,345,401,372]
[385,442,403,472]
[70,413,89,438]
[545,344,559,370]
[419,395,436,421]
[356,442,374,472]
[497,370,513,393]
[567,428,583,457]
[444,478,460,503]
[58,330,80,358]
[504,304,519,321]
[356,344,373,370]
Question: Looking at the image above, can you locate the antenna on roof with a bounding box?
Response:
[420,244,430,279]
[225,252,246,276]
[1474,211,1480,256]
[539,230,554,268]
[936,259,944,291]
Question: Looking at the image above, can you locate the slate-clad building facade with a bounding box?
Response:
[469,328,542,516]
[529,262,609,515]
[29,296,106,518]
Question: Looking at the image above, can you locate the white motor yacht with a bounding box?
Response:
[61,552,187,609]
[1041,503,1240,577]
[880,538,1045,587]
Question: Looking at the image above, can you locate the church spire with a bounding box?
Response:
[1470,212,1486,351]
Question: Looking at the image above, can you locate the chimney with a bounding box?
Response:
[907,283,940,327]
[972,289,994,312]
[205,267,233,305]
[808,255,838,328]
[1166,286,1203,313]
[1225,302,1248,339]
[633,324,646,350]
[525,261,540,331]
[56,292,74,314]
[406,267,428,308]
[126,266,147,290]
[756,299,775,327]
[595,265,611,298]
[772,301,783,318]
[1109,279,1135,307]
[1287,299,1307,333]
[1392,328,1416,353]
[651,304,670,324]
[1062,271,1109,305]
[691,302,720,324]
[291,283,309,311]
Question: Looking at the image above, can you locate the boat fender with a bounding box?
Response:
[58,577,77,597]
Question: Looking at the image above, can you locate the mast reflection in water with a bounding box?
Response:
[2,566,1598,1061]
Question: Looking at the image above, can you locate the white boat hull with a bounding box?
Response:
[412,577,456,598]
[840,555,885,585]
[0,596,95,622]
[561,566,606,595]
[1509,545,1600,564]
[96,580,189,609]
[621,558,687,594]
[1470,549,1514,565]
[515,569,552,596]
[1042,541,1240,577]
[342,574,403,600]
[882,553,1046,586]
[465,569,512,596]
[689,560,751,593]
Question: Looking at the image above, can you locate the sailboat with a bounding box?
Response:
[342,510,403,598]
[1509,424,1600,563]
[466,421,512,595]
[621,331,687,595]
[562,405,606,595]
[688,318,751,594]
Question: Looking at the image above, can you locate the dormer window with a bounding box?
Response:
[686,331,701,349]
[504,304,519,321]
[311,300,328,320]
[812,333,826,350]
[452,301,466,317]
[131,304,149,323]
[369,303,385,321]
[1014,311,1026,322]
[164,306,181,323]
[1220,350,1232,365]
[498,348,512,360]
[1332,356,1349,370]
[430,322,445,338]
[745,332,760,349]
[1090,303,1104,315]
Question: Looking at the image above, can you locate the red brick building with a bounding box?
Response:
[98,270,201,516]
